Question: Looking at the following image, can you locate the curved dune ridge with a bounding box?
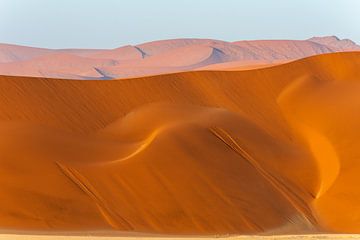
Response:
[0,52,360,234]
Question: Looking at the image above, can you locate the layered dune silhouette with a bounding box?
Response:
[0,51,360,235]
[0,36,358,79]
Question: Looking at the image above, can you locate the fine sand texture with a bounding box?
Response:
[0,234,360,240]
[0,52,360,235]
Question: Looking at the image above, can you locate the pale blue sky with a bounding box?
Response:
[0,0,359,49]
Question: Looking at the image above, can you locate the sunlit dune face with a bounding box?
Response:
[278,75,360,232]
[0,52,359,234]
[0,104,315,233]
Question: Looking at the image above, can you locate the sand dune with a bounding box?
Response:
[0,36,358,79]
[0,43,53,63]
[0,52,359,234]
[95,45,231,78]
[196,60,288,71]
[309,36,360,51]
[0,43,103,64]
[1,234,360,240]
[86,45,145,61]
[0,53,117,79]
[233,40,333,60]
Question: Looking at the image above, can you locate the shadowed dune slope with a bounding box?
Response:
[0,52,360,234]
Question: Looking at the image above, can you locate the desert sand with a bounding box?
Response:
[0,234,360,240]
[0,36,358,79]
[0,51,359,236]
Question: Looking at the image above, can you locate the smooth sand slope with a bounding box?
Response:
[0,52,360,235]
[0,36,358,79]
[1,234,360,240]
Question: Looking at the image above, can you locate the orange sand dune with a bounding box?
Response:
[0,52,360,234]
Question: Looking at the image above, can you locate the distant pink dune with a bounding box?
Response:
[0,36,359,79]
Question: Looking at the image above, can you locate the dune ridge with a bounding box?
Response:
[0,52,360,234]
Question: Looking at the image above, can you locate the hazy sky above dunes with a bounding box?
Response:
[0,0,359,49]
